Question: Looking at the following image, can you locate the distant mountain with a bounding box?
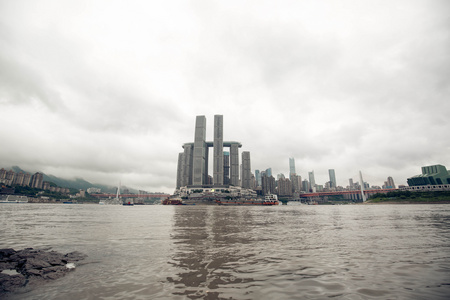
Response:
[9,166,116,193]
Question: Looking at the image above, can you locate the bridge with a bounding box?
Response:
[91,193,170,199]
[298,188,398,202]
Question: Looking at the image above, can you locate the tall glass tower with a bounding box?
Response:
[328,169,336,188]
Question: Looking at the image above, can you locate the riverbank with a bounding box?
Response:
[0,248,86,295]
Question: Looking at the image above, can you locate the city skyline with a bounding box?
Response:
[1,1,449,194]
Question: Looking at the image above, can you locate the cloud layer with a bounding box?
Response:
[1,0,449,192]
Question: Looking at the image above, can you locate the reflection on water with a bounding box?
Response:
[168,207,257,299]
[167,205,450,299]
[1,204,450,299]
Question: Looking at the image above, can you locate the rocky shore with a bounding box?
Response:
[0,248,86,294]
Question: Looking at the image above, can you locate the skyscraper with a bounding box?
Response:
[308,171,316,188]
[230,143,240,186]
[289,158,296,177]
[255,169,261,187]
[213,115,224,185]
[192,116,207,186]
[223,151,230,185]
[241,151,251,189]
[328,169,336,188]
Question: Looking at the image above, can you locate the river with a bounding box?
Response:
[1,203,450,299]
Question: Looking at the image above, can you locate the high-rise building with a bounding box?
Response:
[213,115,224,185]
[176,115,245,189]
[289,158,296,177]
[230,143,240,186]
[223,151,230,185]
[241,151,251,189]
[192,116,207,186]
[308,171,316,188]
[386,176,396,189]
[266,168,272,177]
[176,152,185,189]
[255,170,261,187]
[277,177,292,196]
[262,174,276,195]
[328,169,336,188]
[31,172,44,189]
[291,174,302,192]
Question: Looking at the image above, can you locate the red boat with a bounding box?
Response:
[162,197,183,205]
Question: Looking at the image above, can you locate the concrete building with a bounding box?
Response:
[31,172,44,189]
[407,164,450,186]
[213,115,224,185]
[193,115,207,186]
[177,115,244,189]
[241,151,252,189]
[262,174,276,195]
[277,177,293,197]
[223,152,230,185]
[255,169,261,187]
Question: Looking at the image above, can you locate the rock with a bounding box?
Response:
[0,248,87,295]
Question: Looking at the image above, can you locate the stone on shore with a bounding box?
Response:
[0,248,87,294]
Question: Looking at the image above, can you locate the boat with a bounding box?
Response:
[162,196,184,205]
[123,200,134,206]
[0,195,29,203]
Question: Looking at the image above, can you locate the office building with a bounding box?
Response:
[289,158,296,178]
[308,171,316,188]
[329,169,336,188]
[241,151,252,189]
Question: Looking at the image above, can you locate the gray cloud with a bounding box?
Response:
[1,0,449,192]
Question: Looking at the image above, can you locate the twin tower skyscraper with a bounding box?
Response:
[176,115,252,189]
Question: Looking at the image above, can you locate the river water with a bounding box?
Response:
[1,203,450,299]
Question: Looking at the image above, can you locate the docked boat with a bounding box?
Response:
[162,196,184,205]
[0,195,29,203]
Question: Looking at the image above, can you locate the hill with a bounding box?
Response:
[10,166,115,193]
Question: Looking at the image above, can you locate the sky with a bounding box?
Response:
[1,0,449,194]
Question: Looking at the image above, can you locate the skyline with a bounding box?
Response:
[1,1,449,194]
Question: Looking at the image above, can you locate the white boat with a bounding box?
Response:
[0,195,28,203]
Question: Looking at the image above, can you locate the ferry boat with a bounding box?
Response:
[162,196,184,205]
[0,195,29,203]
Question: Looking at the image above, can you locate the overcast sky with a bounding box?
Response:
[1,0,449,193]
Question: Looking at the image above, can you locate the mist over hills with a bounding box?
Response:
[9,166,119,193]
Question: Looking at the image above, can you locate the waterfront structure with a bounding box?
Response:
[176,115,245,189]
[407,164,450,186]
[329,169,336,188]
